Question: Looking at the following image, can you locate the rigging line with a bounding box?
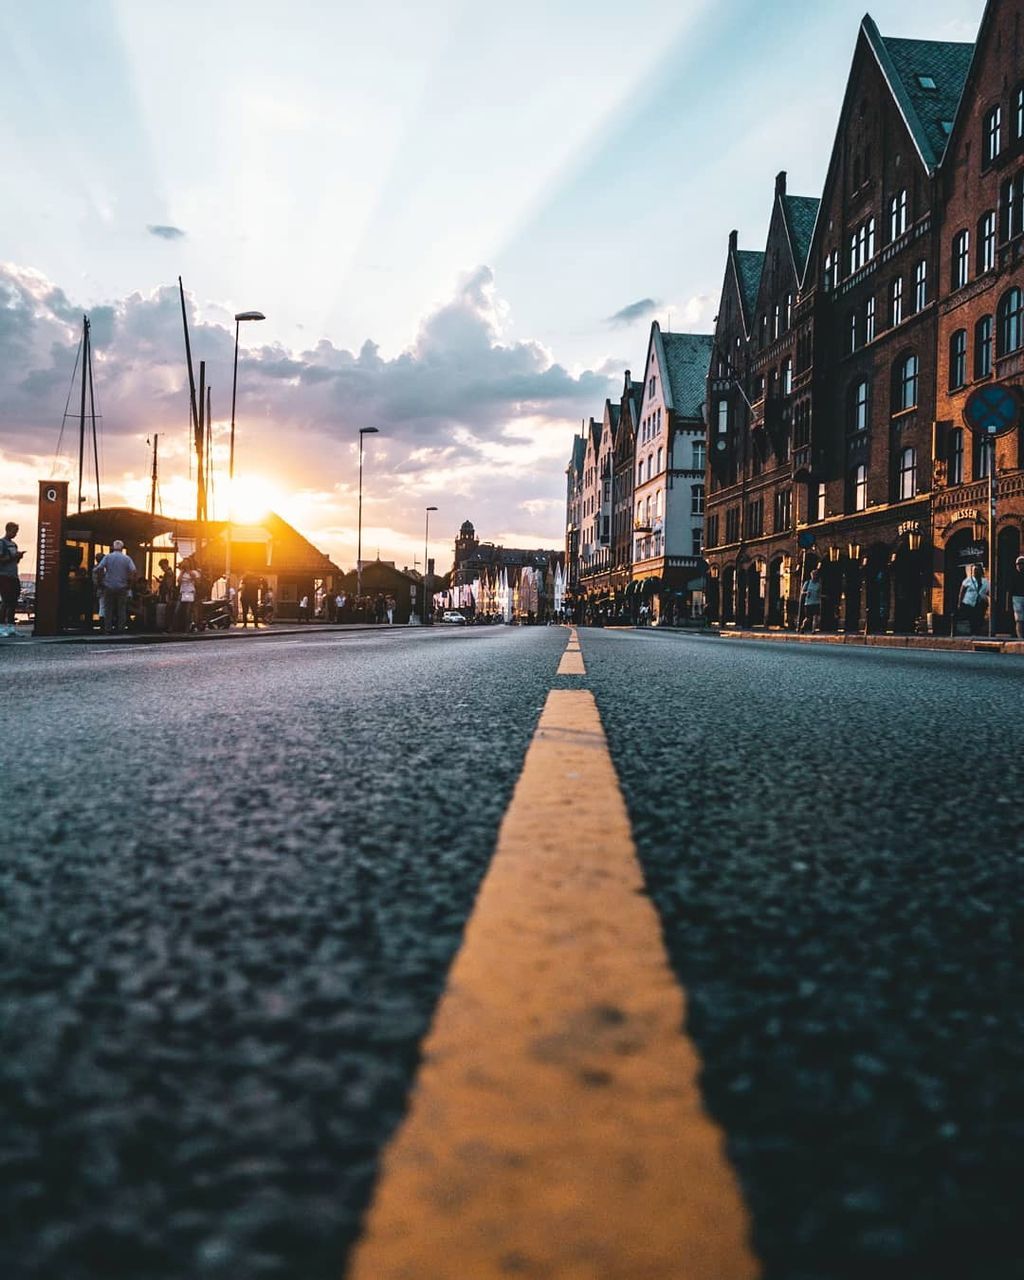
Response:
[88,331,101,508]
[52,335,83,477]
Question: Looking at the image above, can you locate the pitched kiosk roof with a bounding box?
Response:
[782,195,820,276]
[660,332,714,420]
[865,18,974,170]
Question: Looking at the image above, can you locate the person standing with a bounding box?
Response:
[93,539,137,634]
[0,520,25,637]
[240,571,262,628]
[1008,554,1024,640]
[799,568,823,633]
[175,564,199,632]
[298,593,310,623]
[957,563,990,635]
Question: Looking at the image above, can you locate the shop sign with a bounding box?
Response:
[958,542,987,565]
[897,520,921,536]
[949,508,982,525]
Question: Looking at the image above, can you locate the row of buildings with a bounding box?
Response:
[565,0,1024,633]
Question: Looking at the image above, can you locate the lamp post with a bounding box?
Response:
[225,309,265,619]
[423,506,437,624]
[357,427,379,602]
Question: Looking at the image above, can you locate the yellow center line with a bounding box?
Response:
[347,688,760,1280]
[558,628,586,675]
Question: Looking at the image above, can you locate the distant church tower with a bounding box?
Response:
[454,520,479,573]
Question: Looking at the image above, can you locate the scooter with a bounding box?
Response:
[200,599,233,630]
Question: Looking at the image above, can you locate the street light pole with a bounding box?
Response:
[423,505,437,624]
[225,309,265,620]
[357,427,379,602]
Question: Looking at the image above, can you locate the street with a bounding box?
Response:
[2,627,1022,1279]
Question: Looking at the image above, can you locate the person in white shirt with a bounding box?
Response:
[799,568,823,632]
[93,539,137,634]
[957,564,990,635]
[175,566,199,633]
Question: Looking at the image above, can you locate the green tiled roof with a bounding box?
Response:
[569,435,586,472]
[867,19,974,169]
[782,195,820,276]
[660,332,714,421]
[734,250,764,324]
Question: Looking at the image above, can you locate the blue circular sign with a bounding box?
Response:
[963,384,1021,436]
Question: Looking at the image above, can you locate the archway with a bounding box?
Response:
[863,545,890,632]
[943,527,986,624]
[892,544,922,633]
[721,565,735,624]
[997,524,1022,633]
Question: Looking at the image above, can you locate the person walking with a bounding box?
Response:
[93,539,137,634]
[799,568,823,633]
[1008,554,1024,640]
[957,563,990,635]
[0,521,26,637]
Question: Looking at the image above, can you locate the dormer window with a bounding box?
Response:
[917,75,937,91]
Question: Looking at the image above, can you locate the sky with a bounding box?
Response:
[0,0,984,574]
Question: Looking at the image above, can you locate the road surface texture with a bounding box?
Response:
[2,626,1021,1279]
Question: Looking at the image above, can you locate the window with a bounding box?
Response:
[975,434,991,479]
[649,376,657,398]
[781,357,793,396]
[773,303,781,339]
[948,428,964,485]
[889,189,908,240]
[952,230,970,289]
[975,314,993,378]
[647,455,653,481]
[949,329,967,390]
[691,484,705,516]
[848,217,876,273]
[692,441,706,472]
[865,295,876,343]
[1017,85,1024,139]
[716,399,729,434]
[692,527,703,558]
[984,104,1002,164]
[725,507,740,543]
[747,498,763,537]
[849,311,859,353]
[918,74,937,90]
[914,259,928,311]
[1000,171,1024,241]
[785,294,793,329]
[814,481,826,522]
[655,490,662,517]
[891,276,903,326]
[898,447,917,500]
[824,250,837,292]
[705,514,719,549]
[657,447,663,473]
[979,211,997,271]
[774,488,792,532]
[851,464,868,512]
[998,287,1024,355]
[850,379,869,432]
[637,461,643,484]
[895,353,919,412]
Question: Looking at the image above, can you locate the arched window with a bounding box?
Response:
[998,287,1024,355]
[1000,171,1024,241]
[952,230,970,289]
[975,315,993,378]
[978,210,997,271]
[889,189,908,240]
[984,104,1002,164]
[914,259,928,311]
[949,330,967,391]
[849,379,869,432]
[891,276,904,327]
[781,357,793,396]
[894,353,919,412]
[865,295,876,342]
[898,447,917,500]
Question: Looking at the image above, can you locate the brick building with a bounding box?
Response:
[933,0,1024,631]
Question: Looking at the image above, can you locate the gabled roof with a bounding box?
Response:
[588,416,602,453]
[568,435,586,472]
[658,331,714,420]
[781,195,820,277]
[863,16,973,172]
[733,250,764,327]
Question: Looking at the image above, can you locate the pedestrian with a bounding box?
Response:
[175,564,199,632]
[298,593,310,623]
[957,563,990,635]
[240,571,262,628]
[799,568,822,633]
[386,593,395,624]
[93,539,137,634]
[1008,554,1024,640]
[0,520,26,637]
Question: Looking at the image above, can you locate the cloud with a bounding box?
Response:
[0,262,613,570]
[606,297,659,328]
[147,224,186,240]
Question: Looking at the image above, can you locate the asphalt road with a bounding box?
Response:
[2,626,1022,1279]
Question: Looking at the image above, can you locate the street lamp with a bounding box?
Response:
[225,309,266,619]
[423,506,438,624]
[357,427,379,601]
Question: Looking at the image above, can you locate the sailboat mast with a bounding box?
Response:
[150,433,159,516]
[197,361,206,524]
[87,329,101,508]
[77,315,90,514]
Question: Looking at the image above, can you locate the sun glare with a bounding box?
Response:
[229,475,279,524]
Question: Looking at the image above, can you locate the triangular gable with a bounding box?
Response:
[660,332,715,421]
[781,194,820,279]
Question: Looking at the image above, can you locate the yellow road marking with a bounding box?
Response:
[347,689,760,1280]
[558,629,585,675]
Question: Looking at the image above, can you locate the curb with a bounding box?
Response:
[710,629,1024,656]
[7,623,418,647]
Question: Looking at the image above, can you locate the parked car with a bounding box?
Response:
[441,610,467,625]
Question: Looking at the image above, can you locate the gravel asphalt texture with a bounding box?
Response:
[1,627,564,1280]
[581,630,1024,1280]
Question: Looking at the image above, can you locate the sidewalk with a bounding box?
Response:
[708,627,1024,656]
[2,621,413,646]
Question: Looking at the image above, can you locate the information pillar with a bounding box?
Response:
[34,480,68,636]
